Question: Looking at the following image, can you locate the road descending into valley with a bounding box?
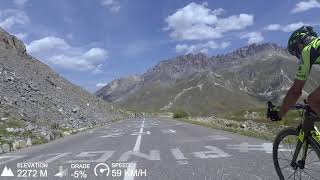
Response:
[0,117,279,180]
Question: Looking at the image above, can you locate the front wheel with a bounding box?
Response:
[273,128,320,180]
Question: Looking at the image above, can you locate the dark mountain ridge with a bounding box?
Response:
[96,43,319,115]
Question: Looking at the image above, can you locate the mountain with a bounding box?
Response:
[96,43,320,116]
[95,75,142,102]
[0,27,123,148]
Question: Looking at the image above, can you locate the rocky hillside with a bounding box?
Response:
[96,43,320,116]
[0,27,123,152]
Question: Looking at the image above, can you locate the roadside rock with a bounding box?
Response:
[5,128,14,132]
[12,139,27,150]
[62,131,71,137]
[1,144,10,153]
[26,138,32,147]
[240,123,247,129]
[19,140,27,149]
[13,128,25,133]
[0,117,8,121]
[72,107,80,113]
[26,124,35,131]
[244,111,259,119]
[240,120,268,132]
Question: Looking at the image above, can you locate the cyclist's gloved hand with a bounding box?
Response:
[267,106,282,121]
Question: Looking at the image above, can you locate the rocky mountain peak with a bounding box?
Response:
[178,53,208,61]
[225,43,288,58]
[0,27,26,55]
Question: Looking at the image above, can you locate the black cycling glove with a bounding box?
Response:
[267,105,282,121]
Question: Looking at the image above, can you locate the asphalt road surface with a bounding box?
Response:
[0,117,281,180]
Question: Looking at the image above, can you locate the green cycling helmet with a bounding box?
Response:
[287,26,318,58]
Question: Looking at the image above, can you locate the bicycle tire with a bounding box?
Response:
[273,128,320,180]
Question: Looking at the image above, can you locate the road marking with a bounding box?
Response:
[146,123,159,126]
[227,143,275,154]
[119,150,161,162]
[207,135,230,140]
[124,117,145,180]
[54,165,68,177]
[171,148,187,160]
[131,131,150,136]
[133,119,144,152]
[193,146,231,159]
[178,135,231,143]
[161,129,176,134]
[68,151,114,163]
[177,160,188,165]
[24,152,71,163]
[171,148,188,165]
[100,132,125,138]
[0,156,26,166]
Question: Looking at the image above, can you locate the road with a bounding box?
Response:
[0,117,279,180]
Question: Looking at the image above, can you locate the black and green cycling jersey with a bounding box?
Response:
[296,38,320,80]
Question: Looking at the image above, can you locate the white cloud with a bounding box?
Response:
[0,9,30,30]
[27,36,70,53]
[221,42,231,49]
[264,24,281,31]
[101,0,121,12]
[96,83,107,87]
[282,22,305,32]
[291,0,320,13]
[165,2,253,40]
[215,14,254,32]
[26,36,108,73]
[13,0,28,6]
[176,41,230,54]
[241,32,264,44]
[265,22,305,32]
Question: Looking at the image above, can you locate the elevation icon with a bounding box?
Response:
[1,166,14,177]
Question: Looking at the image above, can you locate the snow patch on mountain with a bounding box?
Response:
[161,85,202,110]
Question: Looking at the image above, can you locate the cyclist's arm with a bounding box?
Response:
[279,79,305,118]
[279,48,310,118]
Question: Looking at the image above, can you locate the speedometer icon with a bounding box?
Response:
[94,163,110,176]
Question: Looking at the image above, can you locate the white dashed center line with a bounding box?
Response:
[124,117,145,180]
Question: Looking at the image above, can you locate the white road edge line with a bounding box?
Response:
[124,117,145,180]
[170,148,187,160]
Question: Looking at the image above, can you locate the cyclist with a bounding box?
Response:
[267,26,320,121]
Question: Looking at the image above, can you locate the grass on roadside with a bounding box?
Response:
[32,136,47,145]
[222,108,303,127]
[173,110,189,119]
[177,117,276,141]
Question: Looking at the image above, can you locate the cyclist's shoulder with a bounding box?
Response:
[303,38,320,52]
[301,38,320,64]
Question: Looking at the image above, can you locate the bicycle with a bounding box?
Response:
[268,100,320,180]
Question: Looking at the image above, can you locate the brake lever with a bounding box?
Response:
[267,101,273,109]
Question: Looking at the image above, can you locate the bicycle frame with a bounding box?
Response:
[290,105,320,168]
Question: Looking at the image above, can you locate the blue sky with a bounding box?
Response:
[0,0,320,92]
